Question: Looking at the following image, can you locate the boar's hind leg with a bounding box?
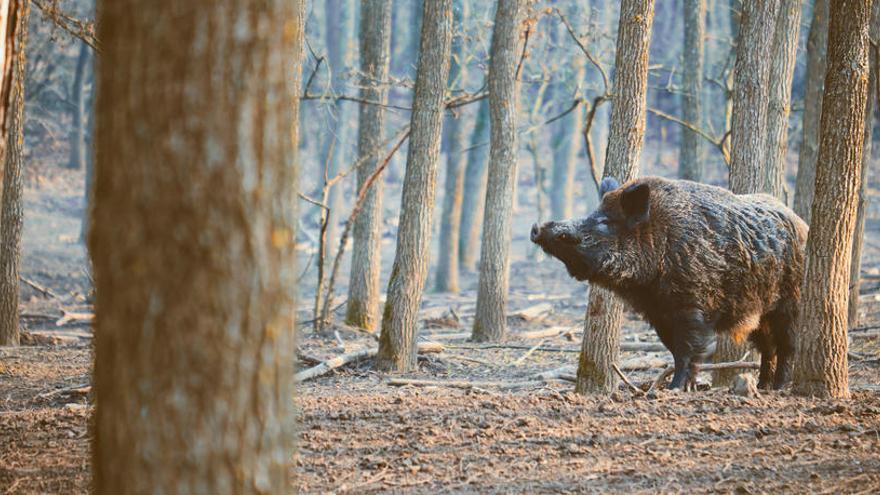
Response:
[767,301,797,390]
[749,321,777,390]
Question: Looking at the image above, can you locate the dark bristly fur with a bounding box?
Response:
[530,176,808,390]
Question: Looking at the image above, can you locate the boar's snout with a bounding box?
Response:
[530,221,579,246]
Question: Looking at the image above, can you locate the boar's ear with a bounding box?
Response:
[599,176,619,197]
[620,182,650,228]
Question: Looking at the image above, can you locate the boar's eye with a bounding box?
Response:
[594,218,612,236]
[558,232,578,244]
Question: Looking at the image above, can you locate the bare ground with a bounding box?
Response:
[2,171,880,494]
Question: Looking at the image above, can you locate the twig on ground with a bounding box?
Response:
[514,339,546,365]
[612,364,644,396]
[20,277,58,299]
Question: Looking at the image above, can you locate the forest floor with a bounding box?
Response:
[2,171,880,494]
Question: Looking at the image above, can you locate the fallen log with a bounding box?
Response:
[56,310,94,327]
[511,303,553,321]
[295,342,444,383]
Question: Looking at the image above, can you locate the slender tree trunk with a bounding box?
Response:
[764,0,803,200]
[471,0,525,343]
[793,0,871,399]
[435,0,468,293]
[679,0,705,182]
[714,0,781,386]
[323,0,357,263]
[847,0,880,330]
[345,0,392,331]
[793,0,830,221]
[377,0,453,372]
[67,41,89,170]
[576,0,655,394]
[91,1,302,491]
[79,61,95,244]
[0,0,25,348]
[459,97,490,272]
[550,52,585,219]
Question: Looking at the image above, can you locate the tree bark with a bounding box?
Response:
[848,1,880,329]
[764,0,803,200]
[458,97,490,272]
[435,0,468,293]
[66,41,89,170]
[0,0,25,348]
[345,0,392,331]
[679,0,705,182]
[576,0,655,394]
[471,0,525,343]
[90,1,302,492]
[377,0,453,372]
[793,0,871,399]
[793,0,830,221]
[714,0,781,386]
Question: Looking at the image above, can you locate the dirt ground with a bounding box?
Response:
[2,168,880,494]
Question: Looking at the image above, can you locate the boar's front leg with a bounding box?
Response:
[656,311,717,391]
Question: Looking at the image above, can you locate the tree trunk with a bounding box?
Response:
[90,1,302,492]
[576,0,655,394]
[471,0,525,343]
[323,0,357,264]
[679,0,705,182]
[345,0,392,331]
[434,0,468,293]
[764,0,803,200]
[458,97,490,272]
[67,41,89,170]
[793,0,830,221]
[550,49,585,219]
[0,0,26,348]
[714,0,781,386]
[376,0,453,372]
[793,0,871,399]
[848,1,880,329]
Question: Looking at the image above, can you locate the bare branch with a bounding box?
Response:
[554,8,610,96]
[31,0,99,52]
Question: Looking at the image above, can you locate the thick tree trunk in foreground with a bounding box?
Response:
[0,0,25,348]
[793,0,830,221]
[714,0,781,386]
[377,0,452,371]
[576,0,655,394]
[848,1,880,329]
[435,0,468,293]
[91,1,302,492]
[763,0,802,199]
[679,0,705,182]
[471,0,525,343]
[793,0,871,399]
[346,0,392,331]
[459,97,490,272]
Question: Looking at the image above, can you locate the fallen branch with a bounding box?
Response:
[387,378,545,390]
[512,303,553,321]
[20,277,58,299]
[294,341,443,383]
[36,383,91,400]
[55,310,94,327]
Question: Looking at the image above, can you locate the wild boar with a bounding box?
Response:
[530,176,808,390]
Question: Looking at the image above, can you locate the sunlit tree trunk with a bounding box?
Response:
[793,0,871,399]
[576,0,655,394]
[714,0,781,386]
[764,0,803,200]
[471,0,525,342]
[346,0,392,331]
[0,0,26,348]
[793,0,830,222]
[458,97,489,272]
[435,0,468,293]
[90,1,302,492]
[377,0,452,371]
[679,0,705,182]
[848,1,880,329]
